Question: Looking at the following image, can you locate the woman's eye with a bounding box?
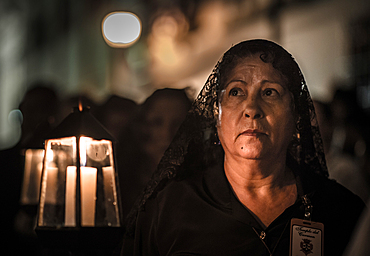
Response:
[229,88,243,96]
[263,88,279,97]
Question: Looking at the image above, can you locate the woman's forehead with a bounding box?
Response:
[224,55,288,87]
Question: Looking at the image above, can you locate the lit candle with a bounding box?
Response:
[65,166,76,226]
[44,166,58,204]
[21,149,44,205]
[102,166,119,226]
[80,166,97,226]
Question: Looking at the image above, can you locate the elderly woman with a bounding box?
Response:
[122,39,365,255]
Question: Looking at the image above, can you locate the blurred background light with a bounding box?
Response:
[102,12,141,48]
[8,109,23,127]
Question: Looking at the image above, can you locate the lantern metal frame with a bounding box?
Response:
[35,107,123,254]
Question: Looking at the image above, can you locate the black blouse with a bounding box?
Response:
[130,162,365,256]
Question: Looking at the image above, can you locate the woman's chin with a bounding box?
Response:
[229,146,264,160]
[237,151,263,160]
[236,142,265,159]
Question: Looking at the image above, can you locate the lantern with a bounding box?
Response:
[17,121,52,236]
[20,148,44,207]
[20,121,52,208]
[36,106,123,254]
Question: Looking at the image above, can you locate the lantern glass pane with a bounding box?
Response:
[79,136,120,227]
[38,137,77,227]
[21,149,44,205]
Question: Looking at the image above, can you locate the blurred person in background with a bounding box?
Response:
[344,198,370,256]
[1,82,60,255]
[18,83,60,148]
[95,94,139,215]
[96,95,138,144]
[323,88,369,202]
[120,88,192,220]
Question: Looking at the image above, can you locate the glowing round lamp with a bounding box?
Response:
[35,107,123,254]
[102,11,142,48]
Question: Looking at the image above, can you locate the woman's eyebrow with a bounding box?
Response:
[261,79,281,85]
[261,80,286,89]
[226,79,285,89]
[225,79,247,88]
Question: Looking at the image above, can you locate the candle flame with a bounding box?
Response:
[79,99,83,112]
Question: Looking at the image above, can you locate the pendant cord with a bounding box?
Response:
[252,199,307,255]
[252,218,290,256]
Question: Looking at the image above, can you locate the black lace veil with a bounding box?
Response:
[124,39,328,237]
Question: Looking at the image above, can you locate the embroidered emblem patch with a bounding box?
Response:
[300,238,313,255]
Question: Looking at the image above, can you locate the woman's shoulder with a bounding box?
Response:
[304,170,366,216]
[298,164,363,202]
[302,170,367,255]
[297,166,365,220]
[319,174,363,203]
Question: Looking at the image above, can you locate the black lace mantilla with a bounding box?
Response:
[124,39,328,237]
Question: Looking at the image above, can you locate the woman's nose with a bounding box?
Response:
[243,95,264,119]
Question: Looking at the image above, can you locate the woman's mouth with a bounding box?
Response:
[240,129,266,136]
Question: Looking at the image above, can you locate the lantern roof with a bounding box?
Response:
[45,107,115,141]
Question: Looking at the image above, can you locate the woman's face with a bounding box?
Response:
[217,54,295,161]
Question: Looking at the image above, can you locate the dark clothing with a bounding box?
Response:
[133,161,365,255]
